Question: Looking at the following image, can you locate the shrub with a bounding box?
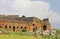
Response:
[22,28,27,32]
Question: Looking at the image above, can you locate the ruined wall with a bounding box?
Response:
[0,20,42,32]
[0,15,51,32]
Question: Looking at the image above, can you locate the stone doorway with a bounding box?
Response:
[13,26,15,31]
[33,26,38,32]
[43,25,47,30]
[22,27,27,32]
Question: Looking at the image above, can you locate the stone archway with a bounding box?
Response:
[22,27,27,32]
[13,26,15,31]
[33,26,38,32]
[43,25,47,30]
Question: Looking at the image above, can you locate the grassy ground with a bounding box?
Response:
[0,28,60,39]
[0,34,35,39]
[0,32,60,39]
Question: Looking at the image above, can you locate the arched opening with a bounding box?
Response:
[22,27,27,32]
[13,26,15,31]
[5,25,7,28]
[33,26,38,32]
[20,27,23,29]
[24,27,26,29]
[9,26,11,28]
[43,25,47,30]
[33,24,35,26]
[17,27,19,28]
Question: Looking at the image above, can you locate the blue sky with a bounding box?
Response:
[32,0,60,13]
[0,0,60,29]
[44,0,60,13]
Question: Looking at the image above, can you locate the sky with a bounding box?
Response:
[32,0,60,13]
[0,0,60,29]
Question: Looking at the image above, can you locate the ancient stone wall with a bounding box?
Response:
[0,15,51,32]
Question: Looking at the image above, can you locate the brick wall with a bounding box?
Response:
[0,18,51,32]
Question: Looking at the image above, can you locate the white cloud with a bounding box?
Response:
[11,0,51,19]
[0,0,51,18]
[22,1,50,19]
[49,12,60,29]
[12,0,31,10]
[0,0,60,28]
[50,12,60,23]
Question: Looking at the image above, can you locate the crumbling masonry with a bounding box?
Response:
[0,15,51,32]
